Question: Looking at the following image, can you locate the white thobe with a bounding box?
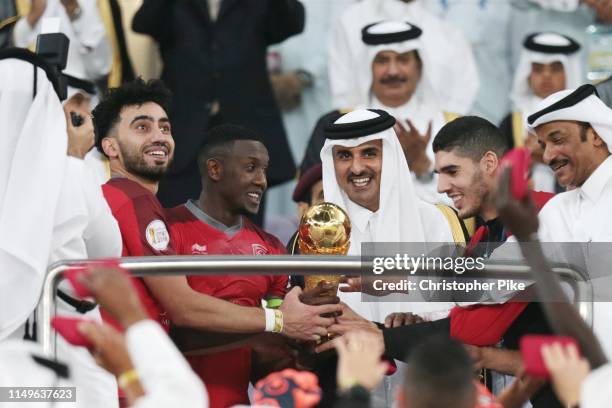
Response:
[581,363,612,408]
[128,320,208,408]
[537,155,612,359]
[39,157,122,408]
[13,0,111,81]
[328,0,479,115]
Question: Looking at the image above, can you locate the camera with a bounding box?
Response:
[35,31,70,101]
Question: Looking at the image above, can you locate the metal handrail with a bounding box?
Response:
[37,256,593,357]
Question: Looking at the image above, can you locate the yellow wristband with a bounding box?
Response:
[273,309,284,333]
[118,369,139,389]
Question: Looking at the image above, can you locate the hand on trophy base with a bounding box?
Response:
[299,281,341,346]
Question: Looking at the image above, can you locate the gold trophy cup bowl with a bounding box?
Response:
[298,202,351,299]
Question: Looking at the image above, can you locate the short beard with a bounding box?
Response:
[460,169,488,219]
[118,140,170,182]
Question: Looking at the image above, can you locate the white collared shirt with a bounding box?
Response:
[538,155,612,359]
[581,363,612,408]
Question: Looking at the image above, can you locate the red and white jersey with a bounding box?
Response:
[166,202,288,408]
[102,178,174,332]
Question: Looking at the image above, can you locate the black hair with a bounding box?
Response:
[92,78,171,154]
[432,116,509,161]
[578,121,590,142]
[403,337,476,408]
[197,124,266,176]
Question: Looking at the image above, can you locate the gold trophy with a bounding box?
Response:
[298,202,351,299]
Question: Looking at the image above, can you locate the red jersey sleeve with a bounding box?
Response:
[449,302,529,346]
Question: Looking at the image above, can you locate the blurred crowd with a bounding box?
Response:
[1,0,612,407]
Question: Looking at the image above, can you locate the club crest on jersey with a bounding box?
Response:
[252,244,269,255]
[191,243,208,255]
[145,220,170,251]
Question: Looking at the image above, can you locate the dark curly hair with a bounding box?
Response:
[92,78,172,155]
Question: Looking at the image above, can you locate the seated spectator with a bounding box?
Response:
[500,32,582,193]
[329,0,479,115]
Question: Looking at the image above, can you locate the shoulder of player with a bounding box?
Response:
[164,204,196,224]
[243,218,286,251]
[103,178,157,208]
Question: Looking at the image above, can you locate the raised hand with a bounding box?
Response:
[394,118,432,176]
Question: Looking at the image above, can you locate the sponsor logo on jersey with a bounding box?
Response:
[252,243,269,255]
[191,243,208,255]
[145,219,170,251]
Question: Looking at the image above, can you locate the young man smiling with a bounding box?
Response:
[164,125,342,408]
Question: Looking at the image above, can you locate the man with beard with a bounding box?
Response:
[93,78,176,332]
[94,81,342,405]
[328,0,478,115]
[434,116,554,254]
[526,84,612,358]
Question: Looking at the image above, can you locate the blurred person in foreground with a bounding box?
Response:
[0,47,122,407]
[330,334,539,408]
[76,265,208,407]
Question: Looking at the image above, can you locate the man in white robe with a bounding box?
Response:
[320,107,456,406]
[0,48,122,407]
[527,84,612,358]
[328,0,479,115]
[502,31,582,193]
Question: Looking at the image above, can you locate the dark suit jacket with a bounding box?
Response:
[133,0,303,185]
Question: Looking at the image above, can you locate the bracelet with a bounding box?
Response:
[264,308,284,333]
[117,369,139,389]
[273,309,284,333]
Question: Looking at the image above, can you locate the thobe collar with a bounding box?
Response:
[346,197,375,234]
[578,155,612,204]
